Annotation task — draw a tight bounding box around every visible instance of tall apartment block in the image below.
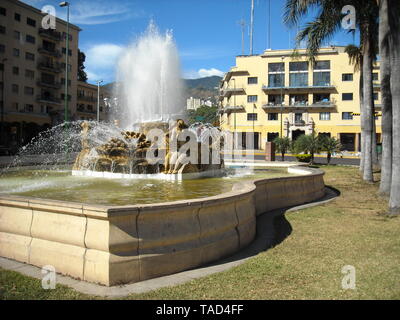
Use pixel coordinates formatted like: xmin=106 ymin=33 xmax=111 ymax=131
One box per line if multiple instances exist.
xmin=219 ymin=47 xmax=382 ymax=152
xmin=0 ymin=0 xmax=80 ymax=151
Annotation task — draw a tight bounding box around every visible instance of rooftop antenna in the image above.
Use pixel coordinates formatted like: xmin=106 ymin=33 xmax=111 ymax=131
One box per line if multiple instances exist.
xmin=250 ymin=0 xmax=254 ymax=55
xmin=267 ymin=0 xmax=271 ymax=49
xmin=238 ymin=19 xmax=246 ymax=55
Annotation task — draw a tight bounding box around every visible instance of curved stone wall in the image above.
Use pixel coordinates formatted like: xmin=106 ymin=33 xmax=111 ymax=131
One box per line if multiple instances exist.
xmin=0 ymin=166 xmax=325 ymax=286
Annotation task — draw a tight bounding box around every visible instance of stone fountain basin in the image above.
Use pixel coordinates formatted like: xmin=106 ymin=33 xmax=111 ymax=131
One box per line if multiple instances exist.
xmin=0 ymin=165 xmax=325 ymax=286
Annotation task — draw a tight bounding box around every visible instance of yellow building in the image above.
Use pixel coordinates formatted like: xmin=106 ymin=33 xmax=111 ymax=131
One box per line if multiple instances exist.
xmin=219 ymin=46 xmax=381 ymax=152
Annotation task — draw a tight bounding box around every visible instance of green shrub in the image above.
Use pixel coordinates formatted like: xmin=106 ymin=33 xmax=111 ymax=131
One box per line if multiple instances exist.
xmin=295 ymin=154 xmax=312 ymax=163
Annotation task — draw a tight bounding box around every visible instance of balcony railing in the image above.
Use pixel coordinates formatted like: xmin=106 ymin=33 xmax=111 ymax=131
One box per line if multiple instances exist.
xmin=38 ymin=47 xmax=61 ymax=58
xmin=37 ymin=62 xmax=62 ymax=73
xmin=36 ymin=94 xmax=61 ymax=105
xmin=222 ymin=87 xmax=246 ymax=98
xmin=37 ymin=80 xmax=62 ymax=89
xmin=222 ymin=105 xmax=246 ymax=113
xmin=39 ymin=28 xmax=61 ymax=41
xmin=294 ymin=120 xmax=306 ymax=126
xmin=77 ymin=108 xmax=96 ymax=114
xmin=309 ymin=101 xmax=336 ymax=108
xmin=262 ymin=83 xmax=335 ymax=91
xmin=77 ymin=95 xmax=97 ymax=102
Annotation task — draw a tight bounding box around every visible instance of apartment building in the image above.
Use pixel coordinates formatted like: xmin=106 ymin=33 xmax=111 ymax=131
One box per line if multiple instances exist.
xmin=77 ymin=81 xmax=108 ymax=121
xmin=0 ymin=0 xmax=80 ymax=151
xmin=219 ymin=46 xmax=382 ymax=152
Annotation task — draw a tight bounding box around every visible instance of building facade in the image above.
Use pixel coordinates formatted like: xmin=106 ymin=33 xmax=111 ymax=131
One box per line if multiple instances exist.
xmin=76 ymin=81 xmax=108 ymax=121
xmin=0 ymin=0 xmax=80 ymax=152
xmin=219 ymin=47 xmax=382 ymax=152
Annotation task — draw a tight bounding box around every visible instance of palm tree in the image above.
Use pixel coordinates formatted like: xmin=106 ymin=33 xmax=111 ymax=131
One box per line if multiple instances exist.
xmin=284 ymin=0 xmax=379 ymax=182
xmin=388 ymin=0 xmax=400 ymax=214
xmin=294 ymin=133 xmax=323 ymax=164
xmin=376 ymin=0 xmax=392 ymax=196
xmin=320 ymin=136 xmax=342 ymax=164
xmin=273 ymin=136 xmax=291 ymax=161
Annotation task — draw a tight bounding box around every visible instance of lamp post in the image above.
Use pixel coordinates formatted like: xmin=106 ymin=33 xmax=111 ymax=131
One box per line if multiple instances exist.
xmin=1 ymin=58 xmax=7 ymax=146
xmin=96 ymin=80 xmax=103 ymax=122
xmin=59 ymin=2 xmax=70 ymax=123
xmin=280 ymin=56 xmax=284 ymax=137
xmin=232 ymin=78 xmax=237 ymax=149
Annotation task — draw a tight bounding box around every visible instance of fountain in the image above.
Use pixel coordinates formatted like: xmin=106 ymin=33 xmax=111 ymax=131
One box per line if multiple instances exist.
xmin=0 ymin=22 xmax=326 ymax=287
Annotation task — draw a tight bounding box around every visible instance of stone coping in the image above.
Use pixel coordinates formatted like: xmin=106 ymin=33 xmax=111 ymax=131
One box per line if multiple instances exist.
xmin=0 ymin=165 xmax=323 ymax=217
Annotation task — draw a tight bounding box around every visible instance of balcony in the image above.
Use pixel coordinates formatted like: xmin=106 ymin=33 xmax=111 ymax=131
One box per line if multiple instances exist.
xmin=36 ymin=94 xmax=61 ymax=105
xmin=262 ymin=102 xmax=285 ymax=110
xmin=77 ymin=107 xmax=96 ymax=114
xmin=38 ymin=47 xmax=61 ymax=58
xmin=222 ymin=105 xmax=246 ymax=113
xmin=37 ymin=62 xmax=62 ymax=73
xmin=77 ymin=95 xmax=97 ymax=102
xmin=262 ymin=83 xmax=335 ymax=92
xmin=293 ymin=120 xmax=306 ymax=126
xmin=222 ymin=87 xmax=246 ymax=98
xmin=39 ymin=28 xmax=61 ymax=41
xmin=37 ymin=80 xmax=62 ymax=89
xmin=309 ymin=101 xmax=336 ymax=108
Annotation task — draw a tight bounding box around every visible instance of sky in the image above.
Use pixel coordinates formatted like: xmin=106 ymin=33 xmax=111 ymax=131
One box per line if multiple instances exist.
xmin=23 ymin=0 xmax=359 ymax=85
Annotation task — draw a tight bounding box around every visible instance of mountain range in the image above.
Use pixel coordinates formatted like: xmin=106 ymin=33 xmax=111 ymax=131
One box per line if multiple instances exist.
xmin=101 ymin=75 xmax=222 ymax=103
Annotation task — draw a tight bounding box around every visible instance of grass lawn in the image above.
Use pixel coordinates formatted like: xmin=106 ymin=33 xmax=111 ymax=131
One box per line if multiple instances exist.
xmin=1 ymin=165 xmax=399 ymax=300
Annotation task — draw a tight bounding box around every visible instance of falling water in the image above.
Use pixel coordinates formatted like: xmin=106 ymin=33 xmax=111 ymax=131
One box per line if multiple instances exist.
xmin=114 ymin=22 xmax=185 ymax=129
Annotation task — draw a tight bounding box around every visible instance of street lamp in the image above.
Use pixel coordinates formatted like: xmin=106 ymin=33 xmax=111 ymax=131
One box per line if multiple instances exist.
xmin=1 ymin=58 xmax=7 ymax=146
xmin=280 ymin=56 xmax=284 ymax=137
xmin=96 ymin=80 xmax=103 ymax=122
xmin=232 ymin=78 xmax=237 ymax=149
xmin=59 ymin=2 xmax=70 ymax=123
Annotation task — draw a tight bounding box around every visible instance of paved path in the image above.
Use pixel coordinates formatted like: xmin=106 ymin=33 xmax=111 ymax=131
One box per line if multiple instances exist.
xmin=0 ymin=187 xmax=338 ymax=298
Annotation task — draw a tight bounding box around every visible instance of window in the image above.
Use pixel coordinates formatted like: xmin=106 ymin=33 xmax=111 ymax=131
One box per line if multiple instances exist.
xmin=268 ymin=63 xmax=285 ymax=87
xmin=26 ymin=17 xmax=36 ymax=27
xmin=313 ymin=60 xmax=330 ymax=86
xmin=13 ymin=48 xmax=20 ymax=57
xmin=14 ymin=13 xmax=21 ymax=21
xmin=342 ymin=112 xmax=353 ymax=120
xmin=61 ymin=78 xmax=71 ymax=86
xmin=13 ymin=31 xmax=20 ymax=40
xmin=0 ymin=7 xmax=6 ymax=16
xmin=247 ymin=113 xmax=258 ymax=121
xmin=373 ymin=73 xmax=379 ymax=81
xmin=62 ymin=47 xmax=72 ymax=56
xmin=314 ymin=61 xmax=330 ymax=70
xmin=0 ymin=25 xmax=5 ymax=34
xmin=342 ymin=93 xmax=353 ymax=101
xmin=319 ymin=112 xmax=331 ymax=121
xmin=25 ymin=104 xmax=34 ymax=112
xmin=26 ymin=35 xmax=35 ymax=44
xmin=290 ymin=61 xmax=308 ymax=87
xmin=25 ymin=69 xmax=34 ymax=79
xmin=62 ymin=32 xmax=72 ymax=41
xmin=342 ymin=73 xmax=353 ymax=81
xmin=12 ymin=66 xmax=19 ymax=75
xmin=61 ymin=63 xmax=72 ymax=72
xmin=247 ymin=77 xmax=258 ymax=85
xmin=0 ymin=63 xmax=3 ymax=71
xmin=373 ymin=92 xmax=379 ymax=101
xmin=24 ymin=87 xmax=34 ymax=95
xmin=25 ymin=52 xmax=35 ymax=61
xmin=0 ymin=44 xmax=5 ymax=53
xmin=12 ymin=84 xmax=19 ymax=94
xmin=268 ymin=113 xmax=278 ymax=121
xmin=247 ymin=95 xmax=258 ymax=103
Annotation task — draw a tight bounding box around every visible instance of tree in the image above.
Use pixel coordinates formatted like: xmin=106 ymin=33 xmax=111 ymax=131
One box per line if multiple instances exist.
xmin=388 ymin=0 xmax=400 ymax=214
xmin=273 ymin=136 xmax=291 ymax=161
xmin=294 ymin=133 xmax=323 ymax=164
xmin=186 ymin=105 xmax=219 ymax=126
xmin=284 ymin=0 xmax=379 ymax=182
xmin=78 ymin=49 xmax=88 ymax=82
xmin=377 ymin=0 xmax=393 ymax=195
xmin=320 ymin=136 xmax=342 ymax=164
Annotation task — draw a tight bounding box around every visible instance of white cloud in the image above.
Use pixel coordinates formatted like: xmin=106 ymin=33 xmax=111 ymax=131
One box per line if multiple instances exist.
xmin=23 ymin=0 xmax=143 ymax=25
xmin=184 ymin=68 xmax=225 ymax=79
xmin=83 ymin=43 xmax=125 ymax=83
